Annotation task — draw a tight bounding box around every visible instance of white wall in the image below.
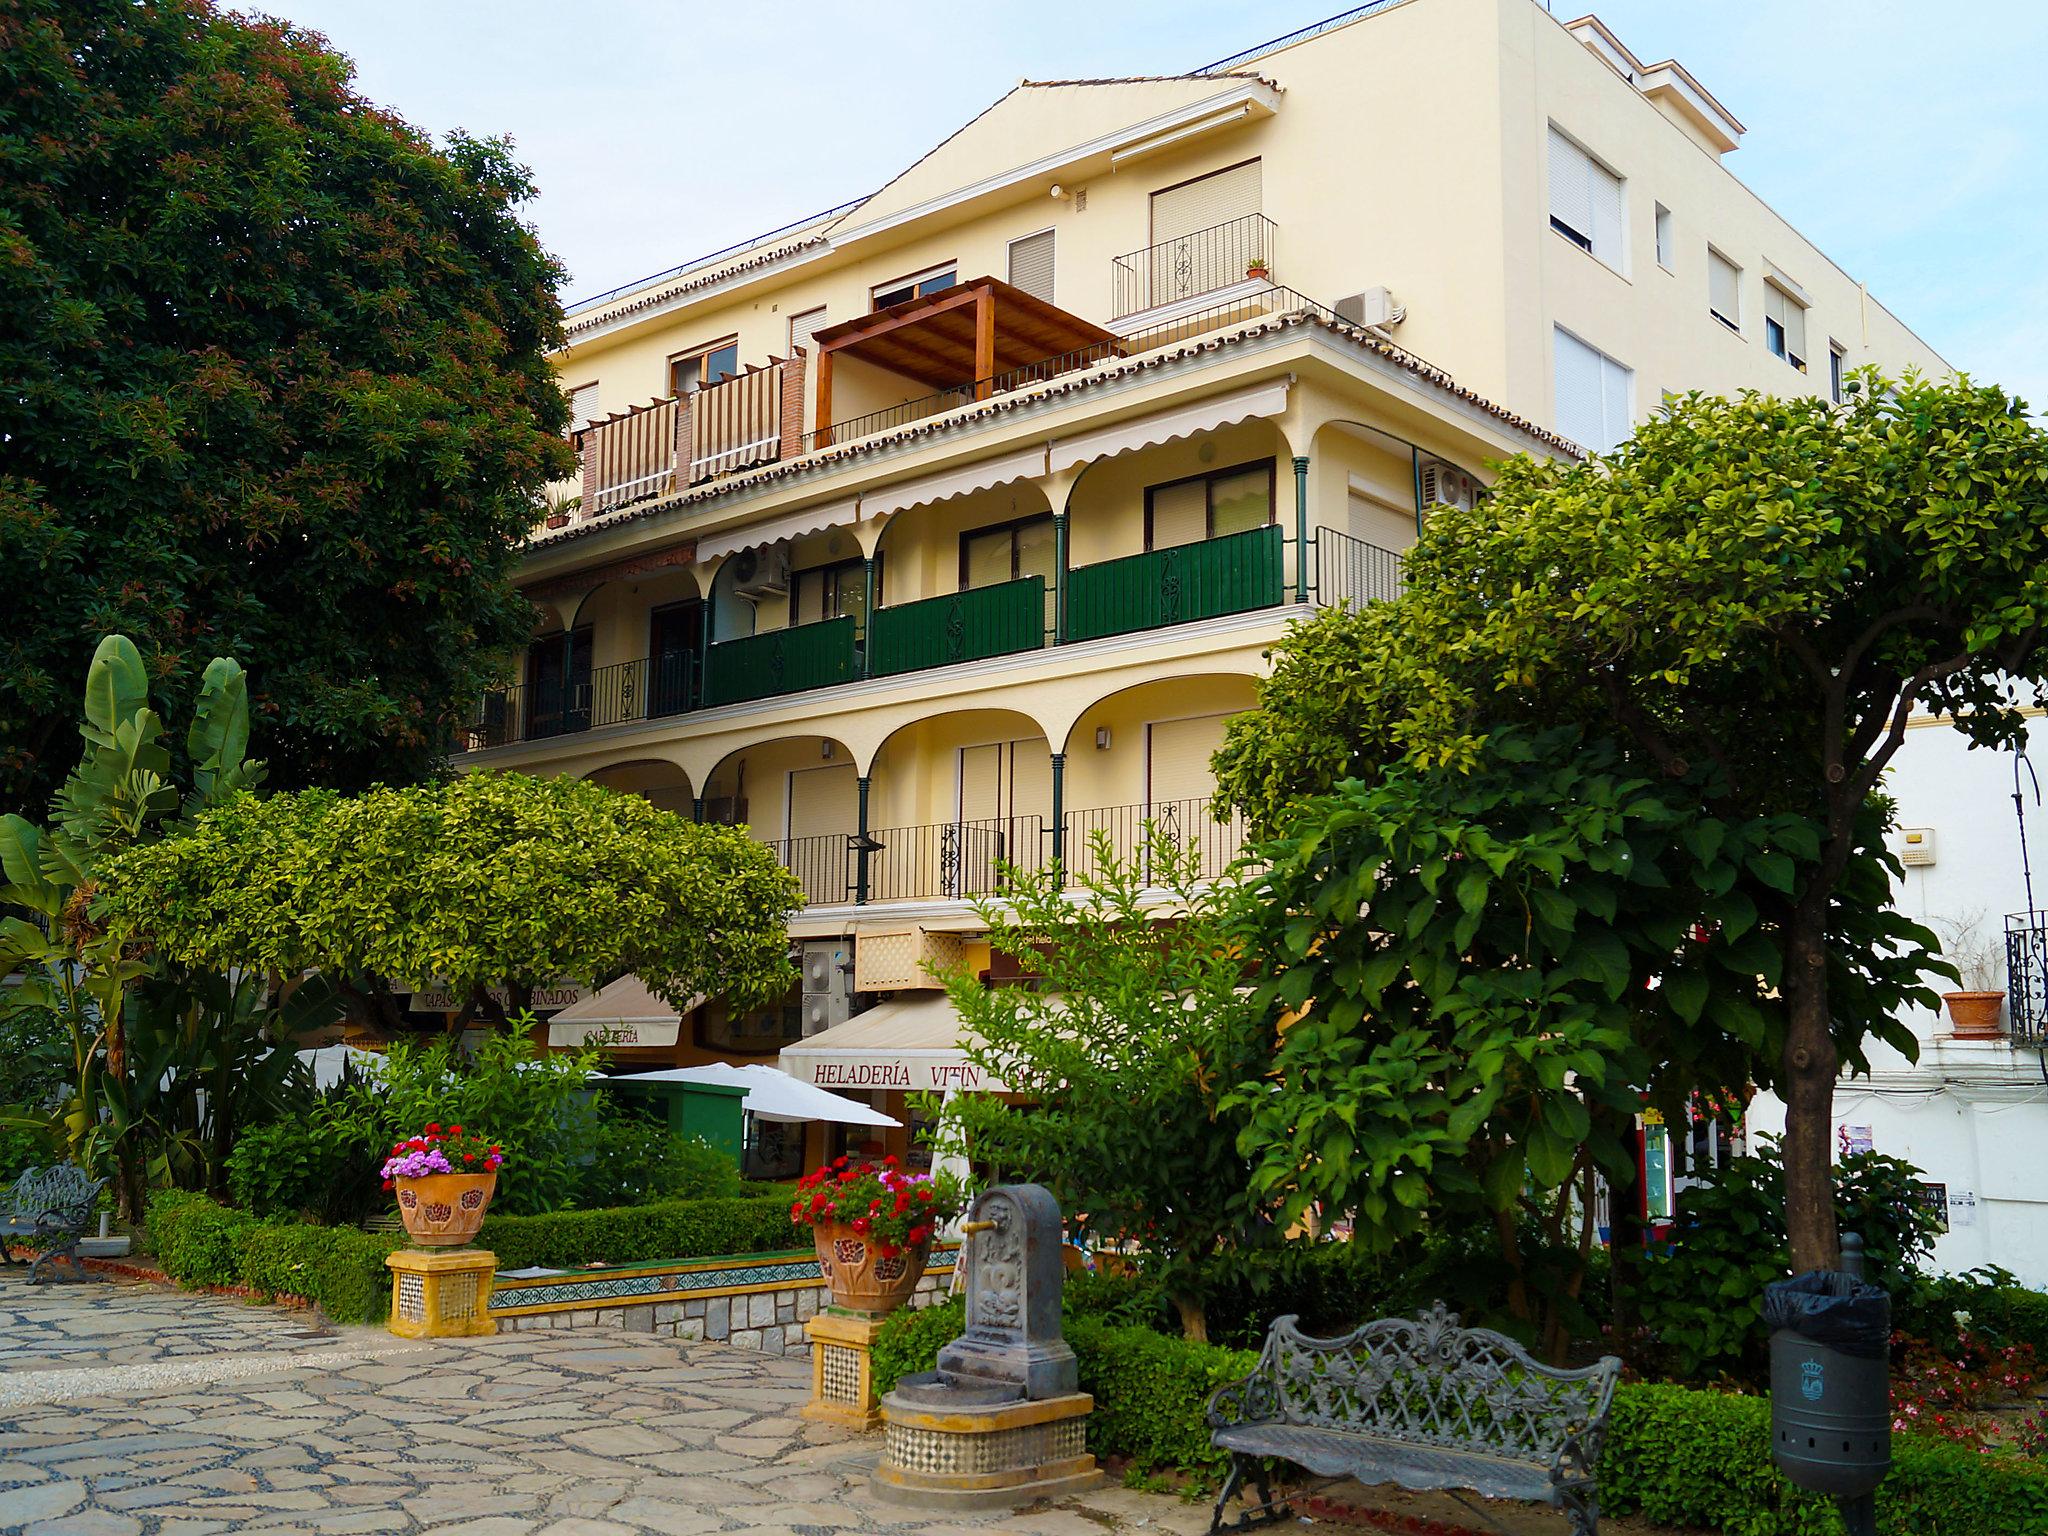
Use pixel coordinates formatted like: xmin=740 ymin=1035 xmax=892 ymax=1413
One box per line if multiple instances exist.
xmin=1748 ymin=711 xmax=2048 ymax=1285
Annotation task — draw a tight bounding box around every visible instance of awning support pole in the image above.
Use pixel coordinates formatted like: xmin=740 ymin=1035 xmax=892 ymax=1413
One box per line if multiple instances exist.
xmin=1050 ymin=753 xmax=1067 ymax=877
xmin=1293 ymin=454 xmax=1311 ymax=603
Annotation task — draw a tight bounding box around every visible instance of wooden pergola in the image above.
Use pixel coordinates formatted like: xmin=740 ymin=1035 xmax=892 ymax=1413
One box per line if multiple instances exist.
xmin=810 ymin=276 xmax=1123 ymax=438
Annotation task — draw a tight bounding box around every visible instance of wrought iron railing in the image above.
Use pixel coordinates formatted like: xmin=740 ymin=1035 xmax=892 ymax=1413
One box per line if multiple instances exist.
xmin=867 ymin=576 xmax=1048 ymax=678
xmin=701 ymin=616 xmax=858 ymax=708
xmin=1061 ymin=797 xmax=1251 ymax=887
xmin=865 ymin=816 xmax=1046 ymax=904
xmin=2003 ymin=912 xmax=2048 ymax=1045
xmin=771 ymin=833 xmax=857 ymax=907
xmin=1314 ymin=527 xmax=1407 ymax=609
xmin=451 ymin=654 xmax=697 ymax=751
xmin=1066 ymin=524 xmax=1286 ymax=643
xmin=1110 ymin=213 xmax=1277 ymax=319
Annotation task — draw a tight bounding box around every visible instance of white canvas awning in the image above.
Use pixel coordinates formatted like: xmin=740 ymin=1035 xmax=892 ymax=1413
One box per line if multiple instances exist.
xmin=862 ymin=445 xmax=1048 ymax=519
xmin=606 ymin=1063 xmax=899 ymax=1127
xmin=1048 ymin=378 xmax=1291 ymax=473
xmin=778 ymin=992 xmax=1007 ymax=1094
xmin=546 ymin=974 xmax=704 ymax=1050
xmin=697 ymin=498 xmax=862 ymax=562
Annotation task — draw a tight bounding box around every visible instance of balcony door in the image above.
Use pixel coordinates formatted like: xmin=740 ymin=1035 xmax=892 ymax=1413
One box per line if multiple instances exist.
xmin=525 ymin=626 xmax=591 ymax=739
xmin=648 ymin=600 xmax=702 ymax=718
xmin=956 ymin=740 xmax=1051 ymax=895
xmin=1146 ymin=159 xmax=1262 ymax=308
xmin=786 ymin=762 xmax=858 ymax=905
xmin=1146 ymin=713 xmax=1232 ymax=878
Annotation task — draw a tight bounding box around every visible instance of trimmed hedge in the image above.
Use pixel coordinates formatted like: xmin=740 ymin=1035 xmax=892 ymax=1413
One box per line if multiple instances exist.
xmin=872 ymin=1302 xmax=2048 ymax=1532
xmin=147 ymin=1191 xmax=401 ymax=1325
xmin=476 ymin=1194 xmax=802 ymax=1270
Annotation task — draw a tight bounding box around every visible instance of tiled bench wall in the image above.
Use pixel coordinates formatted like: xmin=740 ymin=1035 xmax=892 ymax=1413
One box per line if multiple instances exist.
xmin=489 ymin=1245 xmax=957 ymax=1357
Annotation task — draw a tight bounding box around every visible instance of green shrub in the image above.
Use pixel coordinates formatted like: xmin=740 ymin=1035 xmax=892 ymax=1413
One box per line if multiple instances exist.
xmin=226 ymin=1116 xmax=387 ymax=1225
xmin=571 ymin=1114 xmax=746 ymax=1208
xmin=146 ymin=1190 xmax=399 ymax=1324
xmin=477 ymin=1194 xmax=801 ymax=1270
xmin=239 ymin=1223 xmax=403 ymax=1325
xmin=872 ymin=1295 xmax=968 ymax=1397
xmin=1896 ymin=1267 xmax=2048 ymax=1356
xmin=1602 ymin=1382 xmax=2048 ymax=1535
xmin=148 ymin=1189 xmax=257 ymax=1289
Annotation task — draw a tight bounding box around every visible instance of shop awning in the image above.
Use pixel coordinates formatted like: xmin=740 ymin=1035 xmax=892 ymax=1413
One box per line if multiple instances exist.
xmin=606 ymin=1063 xmax=899 ymax=1127
xmin=778 ymin=992 xmax=1008 ymax=1094
xmin=546 ymin=974 xmax=704 ymax=1050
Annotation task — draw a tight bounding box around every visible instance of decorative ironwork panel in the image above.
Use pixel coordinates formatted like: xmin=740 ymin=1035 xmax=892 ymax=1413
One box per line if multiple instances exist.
xmin=2006 ymin=912 xmax=2048 ymax=1045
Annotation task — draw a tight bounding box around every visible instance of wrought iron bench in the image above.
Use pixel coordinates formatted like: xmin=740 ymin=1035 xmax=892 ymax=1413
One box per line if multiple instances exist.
xmin=1 ymin=1164 xmax=107 ymax=1285
xmin=1207 ymin=1305 xmax=1622 ymax=1536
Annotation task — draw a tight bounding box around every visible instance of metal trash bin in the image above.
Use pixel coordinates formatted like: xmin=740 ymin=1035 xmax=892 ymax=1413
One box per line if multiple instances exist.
xmin=1765 ymin=1233 xmax=1891 ymax=1507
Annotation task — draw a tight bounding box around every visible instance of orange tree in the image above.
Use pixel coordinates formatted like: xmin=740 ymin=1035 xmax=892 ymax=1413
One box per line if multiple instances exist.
xmin=0 ymin=0 xmax=573 ymax=811
xmin=1216 ymin=375 xmax=2048 ymax=1274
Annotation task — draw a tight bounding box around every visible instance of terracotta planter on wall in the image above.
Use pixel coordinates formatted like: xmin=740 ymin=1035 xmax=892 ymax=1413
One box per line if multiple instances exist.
xmin=814 ymin=1222 xmax=929 ymax=1315
xmin=1943 ymin=991 xmax=2006 ymax=1040
xmin=395 ymin=1171 xmax=498 ymax=1247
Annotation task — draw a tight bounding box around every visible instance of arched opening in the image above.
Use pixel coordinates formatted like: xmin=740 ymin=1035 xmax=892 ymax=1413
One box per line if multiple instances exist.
xmin=581 ymin=758 xmax=694 ymax=817
xmin=1061 ymin=674 xmax=1261 ymax=883
xmin=872 ymin=482 xmax=1056 ymax=671
xmin=1062 ymin=417 xmax=1298 ymax=639
xmin=867 ymin=707 xmax=1054 ymax=902
xmin=700 ymin=734 xmax=859 ymax=905
xmin=1307 ymin=418 xmax=1486 ymax=610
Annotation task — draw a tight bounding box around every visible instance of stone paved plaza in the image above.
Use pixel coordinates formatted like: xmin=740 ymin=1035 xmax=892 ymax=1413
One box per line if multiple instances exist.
xmin=0 ymin=1272 xmax=1217 ymax=1536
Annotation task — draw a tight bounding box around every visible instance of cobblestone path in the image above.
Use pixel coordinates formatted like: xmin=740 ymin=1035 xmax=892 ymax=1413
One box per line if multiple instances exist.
xmin=0 ymin=1272 xmax=1213 ymax=1536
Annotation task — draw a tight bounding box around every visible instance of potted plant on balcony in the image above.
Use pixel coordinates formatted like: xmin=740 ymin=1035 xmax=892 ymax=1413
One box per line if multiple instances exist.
xmin=381 ymin=1124 xmax=505 ymax=1246
xmin=791 ymin=1156 xmax=964 ymax=1315
xmin=541 ymin=490 xmax=581 ymax=530
xmin=1245 ymin=256 xmax=1272 ymax=283
xmin=1933 ymin=910 xmax=2007 ymax=1039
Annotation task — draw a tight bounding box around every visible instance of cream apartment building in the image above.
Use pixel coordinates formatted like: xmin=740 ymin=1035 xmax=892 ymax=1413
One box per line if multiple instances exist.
xmin=459 ymin=0 xmax=1948 ymax=1166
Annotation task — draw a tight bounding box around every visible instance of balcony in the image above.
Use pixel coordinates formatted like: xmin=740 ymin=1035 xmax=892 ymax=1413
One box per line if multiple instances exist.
xmin=2003 ymin=912 xmax=2048 ymax=1045
xmin=1111 ymin=214 xmax=1277 ymax=321
xmin=574 ymin=356 xmax=799 ymax=516
xmin=766 ymin=797 xmax=1247 ymax=907
xmin=456 ymin=532 xmax=1406 ymax=753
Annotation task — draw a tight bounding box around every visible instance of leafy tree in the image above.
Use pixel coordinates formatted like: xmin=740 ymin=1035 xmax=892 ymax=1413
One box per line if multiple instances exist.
xmin=938 ymin=834 xmax=1281 ymax=1342
xmin=1217 ymin=375 xmax=2046 ymax=1272
xmin=1237 ymin=727 xmax=1934 ymax=1357
xmin=0 ymin=635 xmax=293 ymax=1215
xmin=0 ymin=0 xmax=574 ymax=812
xmin=97 ymin=772 xmax=803 ymax=1036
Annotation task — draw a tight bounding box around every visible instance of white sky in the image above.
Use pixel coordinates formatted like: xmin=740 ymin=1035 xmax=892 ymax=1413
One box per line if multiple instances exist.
xmin=251 ymin=1 xmax=2048 ymax=406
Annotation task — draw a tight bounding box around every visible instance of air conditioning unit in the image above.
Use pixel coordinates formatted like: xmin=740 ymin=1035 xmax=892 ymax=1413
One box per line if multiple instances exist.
xmin=1335 ymin=286 xmax=1405 ymax=329
xmin=730 ymin=544 xmax=791 ymax=601
xmin=1418 ymin=460 xmax=1479 ymax=513
xmin=801 ymin=938 xmax=853 ymax=1035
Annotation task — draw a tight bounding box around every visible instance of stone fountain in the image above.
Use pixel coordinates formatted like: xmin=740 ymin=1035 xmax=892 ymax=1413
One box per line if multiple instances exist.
xmin=872 ymin=1183 xmax=1102 ymax=1508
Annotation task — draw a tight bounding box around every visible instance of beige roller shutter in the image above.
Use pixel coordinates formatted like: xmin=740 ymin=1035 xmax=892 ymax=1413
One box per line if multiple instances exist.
xmin=787 ymin=306 xmax=828 ymax=361
xmin=787 ymin=763 xmax=857 ymax=841
xmin=1148 ymin=479 xmax=1206 ymax=550
xmin=1150 ymin=160 xmax=1261 ymax=243
xmin=567 ymin=381 xmax=599 ymax=433
xmin=1007 ymin=230 xmax=1055 ymax=304
xmin=1147 ymin=714 xmax=1232 ymax=811
xmin=1709 ymin=250 xmax=1741 ymax=328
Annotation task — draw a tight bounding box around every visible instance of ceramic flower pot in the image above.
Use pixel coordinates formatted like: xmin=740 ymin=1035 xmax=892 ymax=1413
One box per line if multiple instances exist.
xmin=813 ymin=1221 xmax=930 ymax=1315
xmin=1943 ymin=991 xmax=2006 ymax=1040
xmin=395 ymin=1171 xmax=498 ymax=1247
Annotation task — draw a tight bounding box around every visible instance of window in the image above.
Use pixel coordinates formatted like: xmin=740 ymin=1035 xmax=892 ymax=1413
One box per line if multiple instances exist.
xmin=1829 ymin=342 xmax=1848 ymax=404
xmin=792 ymin=558 xmax=873 ymax=628
xmin=1547 ymin=127 xmax=1624 ymax=270
xmin=1553 ymin=327 xmax=1634 ymax=452
xmin=1654 ymin=204 xmax=1674 ymax=270
xmin=566 ymin=381 xmax=599 ymax=435
xmin=1707 ymin=249 xmax=1741 ymax=332
xmin=871 ymin=263 xmax=956 ymax=310
xmin=1007 ymin=229 xmax=1056 ymax=304
xmin=1764 ymin=283 xmax=1808 ymax=372
xmin=787 ymin=306 xmax=828 ymax=360
xmin=1144 ymin=460 xmax=1276 ymax=550
xmin=961 ymin=514 xmax=1056 ymax=589
xmin=669 ymin=339 xmax=739 ymax=397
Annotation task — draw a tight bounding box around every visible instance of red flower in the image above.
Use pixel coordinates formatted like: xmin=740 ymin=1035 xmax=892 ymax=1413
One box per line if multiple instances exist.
xmin=463 ymin=1152 xmax=476 ymax=1162
xmin=908 ymin=1225 xmax=931 ymax=1245
xmin=852 ymin=1218 xmax=871 ymax=1233
xmin=448 ymin=1125 xmax=464 ymax=1135
xmin=426 ymin=1123 xmax=441 ymax=1134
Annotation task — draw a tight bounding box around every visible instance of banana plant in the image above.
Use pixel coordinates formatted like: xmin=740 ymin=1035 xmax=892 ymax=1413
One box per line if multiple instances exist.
xmin=0 ymin=636 xmax=267 ymax=1216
